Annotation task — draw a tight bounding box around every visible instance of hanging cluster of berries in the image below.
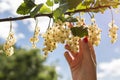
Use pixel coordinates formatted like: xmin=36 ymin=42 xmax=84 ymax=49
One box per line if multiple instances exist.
xmin=3 ymin=32 xmax=16 ymax=56
xmin=42 ymin=20 xmax=70 ymax=57
xmin=30 ymin=26 xmax=40 ymax=48
xmin=88 ymin=18 xmax=102 ymax=46
xmin=3 ymin=21 xmax=16 ymax=56
xmin=108 ymin=20 xmax=119 ymax=43
xmin=66 ymin=36 xmax=80 ymax=53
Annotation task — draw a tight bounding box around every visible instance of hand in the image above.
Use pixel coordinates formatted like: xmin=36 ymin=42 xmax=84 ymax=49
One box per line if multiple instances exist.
xmin=64 ymin=37 xmax=97 ymax=80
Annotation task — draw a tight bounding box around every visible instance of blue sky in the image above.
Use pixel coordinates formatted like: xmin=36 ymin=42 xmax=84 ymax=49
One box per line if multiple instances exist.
xmin=0 ymin=0 xmax=120 ymax=80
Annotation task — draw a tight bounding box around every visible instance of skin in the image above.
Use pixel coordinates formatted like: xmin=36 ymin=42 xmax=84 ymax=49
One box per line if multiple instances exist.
xmin=64 ymin=37 xmax=97 ymax=80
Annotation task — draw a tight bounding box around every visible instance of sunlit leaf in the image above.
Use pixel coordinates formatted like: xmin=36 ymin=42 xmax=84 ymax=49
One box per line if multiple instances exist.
xmin=76 ymin=3 xmax=87 ymax=10
xmin=39 ymin=4 xmax=52 ymax=14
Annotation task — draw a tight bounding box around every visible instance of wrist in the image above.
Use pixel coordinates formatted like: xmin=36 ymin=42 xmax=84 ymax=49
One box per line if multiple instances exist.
xmin=71 ymin=69 xmax=83 ymax=80
xmin=72 ymin=73 xmax=83 ymax=80
xmin=71 ymin=69 xmax=97 ymax=80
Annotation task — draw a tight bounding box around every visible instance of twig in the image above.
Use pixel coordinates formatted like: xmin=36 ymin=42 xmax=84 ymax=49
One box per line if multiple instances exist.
xmin=0 ymin=14 xmax=52 ymax=22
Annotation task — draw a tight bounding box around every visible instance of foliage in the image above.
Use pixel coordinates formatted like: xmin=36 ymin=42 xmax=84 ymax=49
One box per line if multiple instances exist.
xmin=17 ymin=0 xmax=120 ymax=18
xmin=0 ymin=46 xmax=57 ymax=80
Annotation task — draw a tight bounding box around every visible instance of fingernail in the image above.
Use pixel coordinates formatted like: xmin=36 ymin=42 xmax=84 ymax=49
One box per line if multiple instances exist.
xmin=83 ymin=37 xmax=88 ymax=43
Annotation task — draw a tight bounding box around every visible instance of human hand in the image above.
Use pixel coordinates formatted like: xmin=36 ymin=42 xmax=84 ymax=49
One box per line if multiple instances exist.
xmin=64 ymin=37 xmax=97 ymax=80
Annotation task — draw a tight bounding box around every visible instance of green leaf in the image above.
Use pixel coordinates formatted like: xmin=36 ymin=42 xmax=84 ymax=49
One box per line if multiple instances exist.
xmin=30 ymin=4 xmax=43 ymax=17
xmin=46 ymin=0 xmax=54 ymax=6
xmin=17 ymin=2 xmax=35 ymax=15
xmin=39 ymin=4 xmax=52 ymax=14
xmin=71 ymin=26 xmax=88 ymax=38
xmin=16 ymin=1 xmax=35 ymax=15
xmin=53 ymin=3 xmax=68 ymax=20
xmin=53 ymin=9 xmax=61 ymax=20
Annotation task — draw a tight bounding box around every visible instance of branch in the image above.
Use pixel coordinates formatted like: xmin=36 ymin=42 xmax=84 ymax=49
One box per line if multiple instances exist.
xmin=0 ymin=14 xmax=53 ymax=22
xmin=0 ymin=5 xmax=118 ymax=22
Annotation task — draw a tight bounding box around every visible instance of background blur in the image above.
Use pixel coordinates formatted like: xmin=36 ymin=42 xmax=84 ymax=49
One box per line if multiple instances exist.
xmin=0 ymin=0 xmax=120 ymax=80
xmin=0 ymin=46 xmax=57 ymax=80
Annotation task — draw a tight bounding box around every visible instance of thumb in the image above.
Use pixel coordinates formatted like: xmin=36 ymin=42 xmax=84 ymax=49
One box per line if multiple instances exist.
xmin=88 ymin=41 xmax=97 ymax=66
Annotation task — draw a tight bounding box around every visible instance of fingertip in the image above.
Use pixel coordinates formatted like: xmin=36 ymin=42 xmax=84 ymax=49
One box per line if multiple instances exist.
xmin=64 ymin=51 xmax=71 ymax=59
